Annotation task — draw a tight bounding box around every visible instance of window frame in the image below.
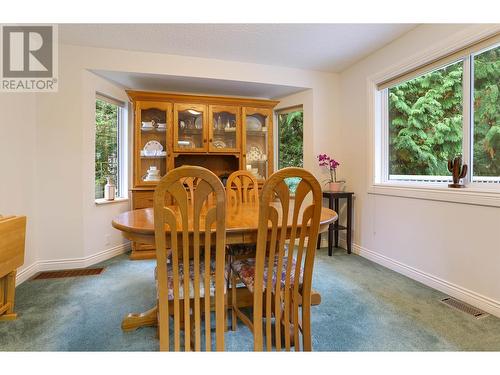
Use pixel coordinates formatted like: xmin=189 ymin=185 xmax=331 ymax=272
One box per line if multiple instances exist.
xmin=94 ymin=93 xmax=127 ymax=202
xmin=377 ymin=35 xmax=500 ymax=190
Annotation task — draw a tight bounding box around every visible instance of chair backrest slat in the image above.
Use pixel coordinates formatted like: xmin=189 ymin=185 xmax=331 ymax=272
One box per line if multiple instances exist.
xmin=226 ymin=170 xmax=259 ymax=206
xmin=154 ymin=166 xmax=226 ymax=351
xmin=252 ymin=167 xmax=322 ymax=351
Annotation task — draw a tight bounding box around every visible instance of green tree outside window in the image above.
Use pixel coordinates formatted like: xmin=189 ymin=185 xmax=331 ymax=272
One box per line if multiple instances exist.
xmin=278 ymin=109 xmax=303 ymax=193
xmin=95 ymin=99 xmax=119 ymax=199
xmin=388 ymin=45 xmax=499 ymax=179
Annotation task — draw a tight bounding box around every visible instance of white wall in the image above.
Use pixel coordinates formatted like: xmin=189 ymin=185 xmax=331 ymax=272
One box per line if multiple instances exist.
xmin=1 ymin=41 xmax=339 ymax=283
xmin=275 ymin=83 xmax=341 ymax=180
xmin=33 ymin=47 xmax=132 ymax=272
xmin=0 ymin=93 xmax=38 ymax=275
xmin=81 ymin=70 xmax=131 ymax=259
xmin=339 ymin=24 xmax=500 ymax=316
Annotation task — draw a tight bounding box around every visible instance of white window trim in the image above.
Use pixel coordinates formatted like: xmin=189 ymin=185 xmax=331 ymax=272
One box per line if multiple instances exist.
xmin=367 ymin=25 xmax=500 ymax=208
xmin=94 ymin=93 xmax=129 ymax=203
xmin=94 ymin=197 xmax=129 ymax=205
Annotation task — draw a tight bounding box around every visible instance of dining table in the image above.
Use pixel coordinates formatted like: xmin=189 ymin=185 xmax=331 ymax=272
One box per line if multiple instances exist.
xmin=112 ymin=200 xmax=338 ymax=331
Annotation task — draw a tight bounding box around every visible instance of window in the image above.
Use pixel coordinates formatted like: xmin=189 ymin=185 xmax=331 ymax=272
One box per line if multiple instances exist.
xmin=276 ymin=106 xmax=303 ymax=193
xmin=95 ymin=94 xmax=125 ymax=200
xmin=473 ymin=45 xmax=500 ymax=181
xmin=378 ymin=35 xmax=499 ymax=187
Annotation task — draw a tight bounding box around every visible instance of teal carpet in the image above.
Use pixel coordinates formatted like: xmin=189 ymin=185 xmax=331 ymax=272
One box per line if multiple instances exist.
xmin=1 ymin=248 xmax=499 ymax=351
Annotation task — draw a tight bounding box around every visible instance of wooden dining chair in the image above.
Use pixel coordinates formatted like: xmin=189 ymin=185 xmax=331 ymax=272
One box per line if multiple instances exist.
xmin=154 ymin=166 xmax=227 ymax=351
xmin=225 ymin=170 xmax=260 ymax=311
xmin=225 ymin=170 xmax=260 ymax=258
xmin=226 ymin=170 xmax=259 ymax=206
xmin=230 ymin=167 xmax=322 ymax=351
xmin=180 ymin=176 xmax=197 ymax=203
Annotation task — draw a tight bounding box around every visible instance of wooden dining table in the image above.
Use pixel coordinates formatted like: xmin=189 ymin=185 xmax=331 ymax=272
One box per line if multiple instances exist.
xmin=112 ymin=200 xmax=337 ymax=331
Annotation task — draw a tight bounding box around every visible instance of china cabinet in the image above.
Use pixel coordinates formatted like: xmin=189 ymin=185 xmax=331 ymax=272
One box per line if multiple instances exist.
xmin=127 ymin=90 xmax=279 ymax=259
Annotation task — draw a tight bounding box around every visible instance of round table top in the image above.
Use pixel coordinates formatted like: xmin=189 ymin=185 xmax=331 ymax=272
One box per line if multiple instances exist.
xmin=112 ymin=201 xmax=337 ymax=236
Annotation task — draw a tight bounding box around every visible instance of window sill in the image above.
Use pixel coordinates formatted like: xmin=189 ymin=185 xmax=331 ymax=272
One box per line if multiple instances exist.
xmin=94 ymin=197 xmax=129 ymax=206
xmin=368 ymin=183 xmax=500 ymax=208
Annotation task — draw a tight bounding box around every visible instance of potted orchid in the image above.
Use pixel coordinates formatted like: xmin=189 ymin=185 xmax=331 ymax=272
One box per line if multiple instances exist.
xmin=317 ymin=153 xmax=345 ymax=191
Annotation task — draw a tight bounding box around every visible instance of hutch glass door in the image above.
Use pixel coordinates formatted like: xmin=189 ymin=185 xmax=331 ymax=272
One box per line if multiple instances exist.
xmin=174 ymin=104 xmax=207 ymax=152
xmin=209 ymin=105 xmax=240 ymax=153
xmin=243 ymin=108 xmax=271 ymax=181
xmin=136 ymin=101 xmax=171 ymax=186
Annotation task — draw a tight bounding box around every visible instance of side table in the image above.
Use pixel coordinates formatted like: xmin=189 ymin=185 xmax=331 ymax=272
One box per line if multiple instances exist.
xmin=316 ymin=191 xmax=354 ymax=256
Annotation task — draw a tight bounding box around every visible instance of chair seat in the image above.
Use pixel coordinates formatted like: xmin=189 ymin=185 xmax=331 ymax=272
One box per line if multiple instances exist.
xmin=231 ymin=256 xmax=303 ymax=293
xmin=156 ymin=259 xmax=225 ymax=300
xmin=227 ymin=243 xmax=257 ymax=257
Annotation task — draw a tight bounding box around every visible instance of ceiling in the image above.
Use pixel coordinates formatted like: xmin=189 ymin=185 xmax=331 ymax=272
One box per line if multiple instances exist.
xmin=92 ymin=70 xmax=307 ymax=98
xmin=60 ymin=24 xmax=417 ymax=73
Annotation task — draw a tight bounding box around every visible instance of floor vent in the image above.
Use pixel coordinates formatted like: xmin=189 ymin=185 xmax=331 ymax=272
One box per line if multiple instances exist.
xmin=32 ymin=268 xmax=105 ymax=280
xmin=441 ymin=297 xmax=489 ymax=319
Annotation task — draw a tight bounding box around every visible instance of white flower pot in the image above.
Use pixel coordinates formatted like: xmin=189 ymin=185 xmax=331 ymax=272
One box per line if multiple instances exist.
xmin=326 ymin=181 xmax=345 ymax=192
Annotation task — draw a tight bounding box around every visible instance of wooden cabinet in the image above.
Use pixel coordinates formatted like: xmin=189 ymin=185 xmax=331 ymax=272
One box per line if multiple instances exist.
xmin=127 ymin=90 xmax=279 ymax=260
xmin=131 ymin=190 xmax=155 ymax=209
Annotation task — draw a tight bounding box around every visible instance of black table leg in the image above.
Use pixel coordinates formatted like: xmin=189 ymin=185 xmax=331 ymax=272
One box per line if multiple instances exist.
xmin=347 ymin=195 xmax=352 ymax=254
xmin=334 ymin=198 xmax=339 ymax=248
xmin=328 ymin=195 xmax=334 ymax=256
xmin=316 ymin=234 xmax=321 ymax=250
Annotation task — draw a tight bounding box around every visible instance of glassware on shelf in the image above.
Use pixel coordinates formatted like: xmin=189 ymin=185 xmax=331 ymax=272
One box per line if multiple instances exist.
xmin=138 ymin=106 xmax=169 ymax=184
xmin=245 ymin=111 xmax=269 ymax=179
xmin=143 ymin=166 xmax=161 ymax=182
xmin=211 ymin=109 xmax=238 ymax=151
xmin=176 ymin=106 xmax=205 ymax=150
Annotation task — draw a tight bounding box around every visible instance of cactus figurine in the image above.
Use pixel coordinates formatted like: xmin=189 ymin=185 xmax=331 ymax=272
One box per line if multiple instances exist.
xmin=447 ymin=155 xmax=467 ymax=188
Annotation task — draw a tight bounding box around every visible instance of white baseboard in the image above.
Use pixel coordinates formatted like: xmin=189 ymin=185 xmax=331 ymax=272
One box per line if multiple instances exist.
xmin=317 ymin=233 xmax=500 ymax=318
xmin=16 ymin=242 xmax=131 ymax=285
xmin=349 ymin=242 xmax=500 ymax=318
xmin=15 ymin=262 xmax=39 ymax=285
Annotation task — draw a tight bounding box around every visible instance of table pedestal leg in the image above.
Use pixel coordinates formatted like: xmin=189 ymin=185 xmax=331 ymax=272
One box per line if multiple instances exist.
xmin=121 ymin=306 xmax=158 ymax=332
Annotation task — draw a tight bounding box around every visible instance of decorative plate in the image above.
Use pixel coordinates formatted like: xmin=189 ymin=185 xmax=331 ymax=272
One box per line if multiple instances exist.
xmin=143 ymin=140 xmax=163 ymax=152
xmin=246 ymin=116 xmax=262 ymax=131
xmin=247 ymin=146 xmax=263 ymax=162
xmin=212 ymin=139 xmax=227 ymax=149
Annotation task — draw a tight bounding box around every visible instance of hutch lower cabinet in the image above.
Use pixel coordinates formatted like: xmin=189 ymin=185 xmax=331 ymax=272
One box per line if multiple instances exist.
xmin=127 ymin=90 xmax=279 ymax=259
